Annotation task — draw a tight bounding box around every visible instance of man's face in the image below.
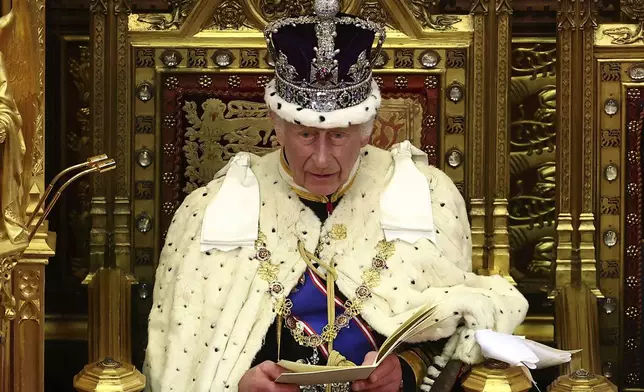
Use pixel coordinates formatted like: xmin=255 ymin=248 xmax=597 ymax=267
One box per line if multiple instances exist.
xmin=274 ymin=115 xmax=369 ymax=196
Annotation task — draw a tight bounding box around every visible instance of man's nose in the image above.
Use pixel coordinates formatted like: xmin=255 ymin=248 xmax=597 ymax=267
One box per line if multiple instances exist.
xmin=312 ymin=135 xmax=330 ymax=168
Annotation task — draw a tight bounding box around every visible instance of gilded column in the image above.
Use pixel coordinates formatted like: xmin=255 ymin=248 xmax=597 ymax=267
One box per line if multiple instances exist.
xmin=555 ymin=0 xmax=575 ymax=289
xmin=113 ymin=0 xmax=132 ymax=272
xmin=6 ymin=1 xmax=53 ymax=391
xmin=486 ymin=0 xmax=514 ymax=282
xmin=89 ymin=0 xmax=109 ymax=273
xmin=469 ymin=0 xmax=489 ymax=274
xmin=87 ymin=0 xmax=133 ymax=364
xmin=578 ymin=0 xmax=601 ymax=295
xmin=554 ymin=0 xmax=601 ymax=374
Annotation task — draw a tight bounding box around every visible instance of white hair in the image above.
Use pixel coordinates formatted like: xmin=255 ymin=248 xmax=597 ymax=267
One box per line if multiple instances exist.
xmin=359 ymin=119 xmax=375 ymax=139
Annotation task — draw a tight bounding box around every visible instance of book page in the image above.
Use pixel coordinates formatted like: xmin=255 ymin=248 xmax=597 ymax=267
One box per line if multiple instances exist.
xmin=376 ymin=303 xmax=441 ymax=362
xmin=276 ymin=302 xmax=445 ymax=384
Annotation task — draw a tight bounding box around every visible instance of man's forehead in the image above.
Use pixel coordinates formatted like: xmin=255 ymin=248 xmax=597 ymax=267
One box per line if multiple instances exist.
xmin=285 ymin=121 xmax=360 ymax=133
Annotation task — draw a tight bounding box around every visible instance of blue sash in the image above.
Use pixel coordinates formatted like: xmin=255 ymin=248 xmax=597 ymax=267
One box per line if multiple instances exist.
xmin=288 ymin=269 xmax=378 ymax=365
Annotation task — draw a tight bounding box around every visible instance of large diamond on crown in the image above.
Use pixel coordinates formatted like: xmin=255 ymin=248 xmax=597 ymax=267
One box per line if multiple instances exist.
xmin=311 ymin=91 xmax=335 ymax=112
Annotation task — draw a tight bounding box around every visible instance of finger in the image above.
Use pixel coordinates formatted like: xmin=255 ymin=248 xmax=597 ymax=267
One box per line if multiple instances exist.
xmin=259 ymin=361 xmax=288 ymax=381
xmin=367 ymin=356 xmax=396 ymax=384
xmin=361 ymin=351 xmax=378 ymax=366
xmin=353 ymin=356 xmax=398 ymax=390
xmin=368 ymin=368 xmax=399 ymax=389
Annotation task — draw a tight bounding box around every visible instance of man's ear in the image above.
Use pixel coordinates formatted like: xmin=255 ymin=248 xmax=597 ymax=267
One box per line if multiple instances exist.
xmin=361 ymin=136 xmax=370 ymax=148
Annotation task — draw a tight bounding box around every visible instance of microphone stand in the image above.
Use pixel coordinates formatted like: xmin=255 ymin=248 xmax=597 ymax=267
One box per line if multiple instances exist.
xmin=0 ymin=155 xmax=115 ymax=345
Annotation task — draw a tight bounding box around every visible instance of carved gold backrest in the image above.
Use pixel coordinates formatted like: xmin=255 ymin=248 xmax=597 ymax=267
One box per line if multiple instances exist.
xmin=127 ymin=2 xmax=471 ymax=286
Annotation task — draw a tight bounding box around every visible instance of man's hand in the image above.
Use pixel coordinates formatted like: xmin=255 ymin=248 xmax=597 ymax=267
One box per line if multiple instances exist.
xmin=352 ymin=352 xmax=402 ymax=391
xmin=238 ymin=361 xmax=300 ymax=392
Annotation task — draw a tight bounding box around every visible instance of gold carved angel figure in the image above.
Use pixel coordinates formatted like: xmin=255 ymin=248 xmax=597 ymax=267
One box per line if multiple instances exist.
xmin=0 ymin=8 xmax=29 ymax=244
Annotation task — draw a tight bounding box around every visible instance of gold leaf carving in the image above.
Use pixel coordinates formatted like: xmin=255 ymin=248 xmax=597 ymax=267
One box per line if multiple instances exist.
xmin=471 ymin=0 xmax=489 ymax=14
xmin=600 ymin=197 xmax=620 ymax=215
xmin=360 ymin=1 xmax=387 ymax=26
xmin=527 ymin=237 xmax=555 ymax=277
xmin=188 ymin=48 xmax=208 ymax=68
xmin=511 ymin=44 xmax=556 ymax=79
xmin=446 ymin=116 xmax=465 ymax=134
xmin=603 ymin=23 xmax=644 ymax=44
xmin=240 ymin=49 xmax=260 ymax=68
xmin=182 ymin=99 xmax=277 ymax=192
xmin=620 ymin=0 xmax=644 ymax=22
xmin=601 ymin=63 xmax=621 ymax=82
xmin=394 ymin=49 xmax=414 ymax=68
xmin=371 ymin=98 xmax=423 ymax=149
xmin=446 ymin=49 xmax=466 ymax=68
xmin=471 ymin=14 xmax=485 ymax=197
xmin=495 ymin=13 xmax=510 ymax=197
xmin=510 ymin=83 xmax=555 ymax=154
xmin=136 ymin=0 xmax=196 ymax=30
xmin=259 ymin=0 xmax=315 ymax=22
xmin=409 ymin=0 xmax=461 ymax=30
xmin=18 ymin=269 xmax=39 ymax=300
xmin=581 ymin=30 xmax=594 ymax=214
xmin=0 ymin=256 xmax=18 ymax=324
xmin=135 ymin=48 xmax=155 ymax=68
xmin=599 ymin=260 xmax=619 ymax=278
xmin=211 ymin=0 xmax=246 ymax=30
xmin=17 ymin=269 xmax=40 ymax=323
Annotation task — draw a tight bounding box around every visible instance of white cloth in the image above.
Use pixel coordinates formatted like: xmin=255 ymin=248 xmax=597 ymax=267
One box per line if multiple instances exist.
xmin=475 ymin=329 xmax=580 ymax=369
xmin=380 ymin=140 xmax=437 ymax=244
xmin=200 ymin=152 xmax=259 ymax=252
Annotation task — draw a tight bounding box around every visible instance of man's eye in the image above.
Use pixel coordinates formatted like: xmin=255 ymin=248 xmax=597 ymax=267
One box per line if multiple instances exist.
xmin=300 ymin=132 xmax=312 ymax=138
xmin=332 ymin=132 xmax=346 ymax=139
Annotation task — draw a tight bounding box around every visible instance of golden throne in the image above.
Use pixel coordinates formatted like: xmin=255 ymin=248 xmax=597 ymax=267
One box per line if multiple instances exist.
xmin=1 ymin=0 xmax=643 ymax=391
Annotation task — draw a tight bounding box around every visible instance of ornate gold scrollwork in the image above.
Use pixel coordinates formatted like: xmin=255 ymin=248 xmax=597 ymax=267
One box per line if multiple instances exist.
xmin=509 ymin=41 xmax=557 ymax=282
xmin=210 ymin=0 xmax=247 ymax=30
xmin=510 ymin=85 xmax=556 ymax=154
xmin=137 ymin=0 xmax=196 ymax=30
xmin=408 ymin=0 xmax=461 ymax=30
xmin=603 ymin=1 xmax=644 ymax=44
xmin=360 ymin=1 xmax=387 ymax=26
xmin=511 ymin=44 xmax=556 ymax=79
xmin=259 ymin=0 xmax=315 ymax=21
xmin=17 ymin=269 xmax=40 ymax=322
xmin=183 ymin=98 xmax=277 ymax=192
xmin=0 ymin=255 xmax=18 ymax=324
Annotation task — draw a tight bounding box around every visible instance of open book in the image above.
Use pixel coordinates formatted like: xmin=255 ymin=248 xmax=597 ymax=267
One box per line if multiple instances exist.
xmin=275 ymin=302 xmax=443 ymax=385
